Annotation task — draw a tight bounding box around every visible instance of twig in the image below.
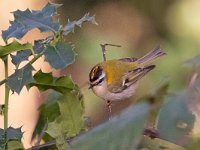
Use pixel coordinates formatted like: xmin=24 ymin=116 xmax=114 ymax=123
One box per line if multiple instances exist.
xmin=100 ymin=43 xmax=121 ymax=61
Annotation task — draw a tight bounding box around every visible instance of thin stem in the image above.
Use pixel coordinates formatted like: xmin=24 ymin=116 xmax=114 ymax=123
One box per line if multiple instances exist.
xmin=3 ymin=56 xmax=10 ymax=150
xmin=100 ymin=43 xmax=121 ymax=61
xmin=0 ymin=78 xmax=7 ymax=86
xmin=29 ymin=53 xmax=43 ymax=65
xmin=3 ymin=56 xmax=10 ymax=129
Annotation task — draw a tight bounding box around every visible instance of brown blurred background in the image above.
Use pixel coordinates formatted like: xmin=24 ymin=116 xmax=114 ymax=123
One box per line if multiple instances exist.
xmin=0 ymin=0 xmax=200 ymax=148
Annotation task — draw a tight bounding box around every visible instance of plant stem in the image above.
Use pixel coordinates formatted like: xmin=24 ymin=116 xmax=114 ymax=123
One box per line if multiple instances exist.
xmin=3 ymin=56 xmax=10 ymax=150
xmin=3 ymin=56 xmax=10 ymax=130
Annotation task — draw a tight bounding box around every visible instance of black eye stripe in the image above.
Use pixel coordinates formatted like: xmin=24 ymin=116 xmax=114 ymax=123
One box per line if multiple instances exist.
xmin=89 ymin=65 xmax=103 ymax=82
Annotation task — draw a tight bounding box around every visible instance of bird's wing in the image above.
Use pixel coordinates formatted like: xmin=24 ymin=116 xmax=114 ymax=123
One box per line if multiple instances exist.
xmin=107 ymin=65 xmax=155 ymax=93
xmin=119 ymin=57 xmax=138 ymax=62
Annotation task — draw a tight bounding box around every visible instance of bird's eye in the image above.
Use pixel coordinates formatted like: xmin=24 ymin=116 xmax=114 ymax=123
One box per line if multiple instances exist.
xmin=97 ymin=77 xmax=104 ymax=85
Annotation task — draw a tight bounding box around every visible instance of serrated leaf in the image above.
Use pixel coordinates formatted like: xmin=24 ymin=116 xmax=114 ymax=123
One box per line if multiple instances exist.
xmin=0 ymin=40 xmax=32 ymax=58
xmin=139 ymin=136 xmax=186 ymax=150
xmin=0 ymin=127 xmax=23 ymax=149
xmin=2 ymin=2 xmax=60 ymax=41
xmin=27 ymin=70 xmax=75 ymax=93
xmin=46 ymin=91 xmax=84 ymax=150
xmin=71 ymin=103 xmax=149 ymax=150
xmin=63 ymin=13 xmax=98 ymax=35
xmin=7 ymin=64 xmax=34 ymax=94
xmin=156 ymin=90 xmax=195 ymax=144
xmin=10 ymin=49 xmax=32 ymax=66
xmin=46 ymin=121 xmax=71 ymax=150
xmin=46 ymin=91 xmax=84 ymax=137
xmin=6 ymin=127 xmax=23 ymax=141
xmin=44 ymin=41 xmax=75 ymax=69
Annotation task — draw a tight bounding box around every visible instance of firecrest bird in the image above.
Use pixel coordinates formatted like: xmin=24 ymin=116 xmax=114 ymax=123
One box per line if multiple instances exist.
xmin=89 ymin=45 xmax=166 ymax=102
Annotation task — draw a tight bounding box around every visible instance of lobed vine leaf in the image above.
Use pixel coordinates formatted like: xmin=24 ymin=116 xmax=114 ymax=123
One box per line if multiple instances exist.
xmin=2 ymin=2 xmax=61 ymax=41
xmin=44 ymin=41 xmax=75 ymax=69
xmin=0 ymin=40 xmax=32 ymax=58
xmin=63 ymin=13 xmax=98 ymax=36
xmin=156 ymin=90 xmax=195 ymax=144
xmin=71 ymin=103 xmax=149 ymax=150
xmin=46 ymin=90 xmax=84 ymax=150
xmin=32 ymin=91 xmax=62 ymax=141
xmin=27 ymin=70 xmax=75 ymax=93
xmin=7 ymin=64 xmax=34 ymax=94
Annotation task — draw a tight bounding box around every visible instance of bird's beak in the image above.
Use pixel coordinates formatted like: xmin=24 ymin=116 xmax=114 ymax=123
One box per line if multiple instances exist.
xmin=88 ymin=84 xmax=93 ymax=89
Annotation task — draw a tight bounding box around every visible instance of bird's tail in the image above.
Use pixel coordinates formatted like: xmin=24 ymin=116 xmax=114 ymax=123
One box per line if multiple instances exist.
xmin=137 ymin=45 xmax=166 ymax=64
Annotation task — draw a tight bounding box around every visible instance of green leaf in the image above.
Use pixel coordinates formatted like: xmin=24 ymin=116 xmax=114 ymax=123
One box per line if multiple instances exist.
xmin=32 ymin=91 xmax=62 ymax=141
xmin=46 ymin=91 xmax=84 ymax=150
xmin=139 ymin=136 xmax=186 ymax=150
xmin=2 ymin=3 xmax=61 ymax=41
xmin=0 ymin=40 xmax=32 ymax=58
xmin=44 ymin=42 xmax=75 ymax=69
xmin=63 ymin=13 xmax=98 ymax=35
xmin=46 ymin=91 xmax=84 ymax=137
xmin=27 ymin=70 xmax=75 ymax=93
xmin=46 ymin=121 xmax=71 ymax=150
xmin=71 ymin=103 xmax=149 ymax=150
xmin=7 ymin=64 xmax=34 ymax=94
xmin=10 ymin=49 xmax=32 ymax=66
xmin=156 ymin=90 xmax=195 ymax=144
xmin=0 ymin=127 xmax=23 ymax=149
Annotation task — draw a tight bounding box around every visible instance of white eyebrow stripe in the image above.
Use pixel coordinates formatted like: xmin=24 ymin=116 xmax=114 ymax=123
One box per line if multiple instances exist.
xmin=90 ymin=72 xmax=105 ymax=85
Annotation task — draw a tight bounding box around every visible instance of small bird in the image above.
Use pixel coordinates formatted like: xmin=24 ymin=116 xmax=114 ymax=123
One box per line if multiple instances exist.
xmin=89 ymin=45 xmax=166 ymax=102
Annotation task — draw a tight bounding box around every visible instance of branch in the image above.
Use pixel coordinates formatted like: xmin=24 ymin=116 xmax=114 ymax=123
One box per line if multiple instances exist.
xmin=100 ymin=43 xmax=121 ymax=61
